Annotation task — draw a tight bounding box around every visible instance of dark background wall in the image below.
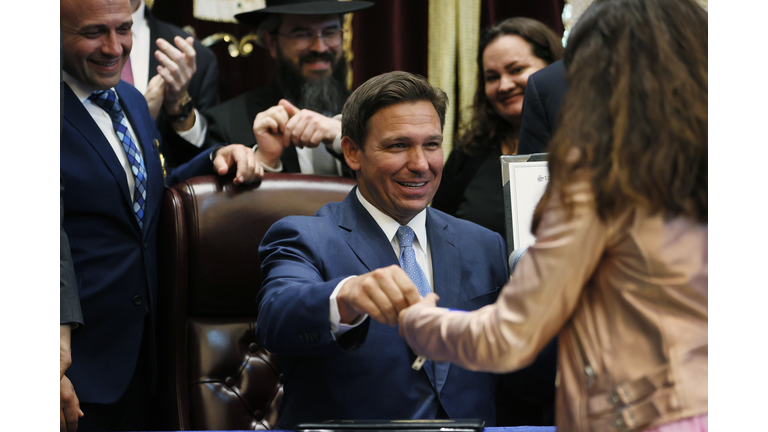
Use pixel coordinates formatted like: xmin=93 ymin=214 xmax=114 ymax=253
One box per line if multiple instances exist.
xmin=151 ymin=0 xmax=564 ymax=102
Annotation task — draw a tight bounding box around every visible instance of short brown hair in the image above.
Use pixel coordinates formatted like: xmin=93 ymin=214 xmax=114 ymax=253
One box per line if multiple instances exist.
xmin=342 ymin=71 xmax=448 ymax=147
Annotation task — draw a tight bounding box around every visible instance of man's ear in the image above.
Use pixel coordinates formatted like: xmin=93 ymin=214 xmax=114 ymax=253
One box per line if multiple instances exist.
xmin=341 ymin=136 xmax=362 ymax=171
xmin=263 ymin=31 xmax=278 ymax=59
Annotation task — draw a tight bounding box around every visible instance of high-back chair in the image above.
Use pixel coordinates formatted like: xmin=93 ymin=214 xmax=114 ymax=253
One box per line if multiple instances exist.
xmin=155 ymin=173 xmax=356 ymax=430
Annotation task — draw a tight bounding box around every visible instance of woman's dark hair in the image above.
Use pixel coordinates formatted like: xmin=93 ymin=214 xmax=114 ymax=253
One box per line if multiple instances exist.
xmin=455 ymin=17 xmax=563 ymax=155
xmin=533 ymin=0 xmax=708 ymax=230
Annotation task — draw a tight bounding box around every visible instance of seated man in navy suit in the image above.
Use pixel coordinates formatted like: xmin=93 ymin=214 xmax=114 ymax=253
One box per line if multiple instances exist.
xmin=257 ymin=71 xmax=509 ymax=428
xmin=60 ymin=0 xmax=260 ymax=430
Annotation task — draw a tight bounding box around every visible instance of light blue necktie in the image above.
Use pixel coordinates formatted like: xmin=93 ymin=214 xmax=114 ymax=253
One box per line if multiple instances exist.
xmin=89 ymin=89 xmax=147 ymax=229
xmin=396 ymin=226 xmax=431 ymax=297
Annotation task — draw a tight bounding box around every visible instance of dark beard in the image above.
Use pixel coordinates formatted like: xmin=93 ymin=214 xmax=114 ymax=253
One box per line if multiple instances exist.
xmin=275 ymin=50 xmax=348 ymax=115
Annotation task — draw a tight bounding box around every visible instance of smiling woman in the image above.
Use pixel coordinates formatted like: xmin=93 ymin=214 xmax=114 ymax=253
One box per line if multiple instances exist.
xmin=432 ymin=17 xmax=562 ymax=239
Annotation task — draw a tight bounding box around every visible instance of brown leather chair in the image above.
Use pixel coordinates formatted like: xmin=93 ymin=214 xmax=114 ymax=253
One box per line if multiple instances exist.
xmin=156 ymin=173 xmax=356 ymax=430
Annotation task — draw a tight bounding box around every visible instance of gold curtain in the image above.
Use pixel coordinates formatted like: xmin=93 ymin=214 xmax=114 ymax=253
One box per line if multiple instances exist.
xmin=428 ymin=0 xmax=481 ymax=157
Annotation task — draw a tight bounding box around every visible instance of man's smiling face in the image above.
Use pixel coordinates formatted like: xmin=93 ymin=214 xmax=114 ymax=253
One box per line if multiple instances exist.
xmin=268 ymin=14 xmax=344 ymax=80
xmin=61 ymin=0 xmax=133 ymax=90
xmin=343 ymin=101 xmax=444 ymax=225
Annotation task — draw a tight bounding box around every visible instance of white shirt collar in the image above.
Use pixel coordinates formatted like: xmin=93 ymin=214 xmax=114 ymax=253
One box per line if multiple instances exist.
xmin=355 ymin=187 xmax=428 ymax=250
xmin=63 ymin=71 xmax=99 ymax=103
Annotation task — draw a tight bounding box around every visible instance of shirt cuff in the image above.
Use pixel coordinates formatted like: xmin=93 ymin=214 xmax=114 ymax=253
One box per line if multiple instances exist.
xmin=327 ymin=114 xmax=343 ymax=154
xmin=175 ymin=108 xmax=207 ymax=148
xmin=262 ymin=159 xmax=284 ymax=172
xmin=329 ymin=276 xmax=367 ymax=337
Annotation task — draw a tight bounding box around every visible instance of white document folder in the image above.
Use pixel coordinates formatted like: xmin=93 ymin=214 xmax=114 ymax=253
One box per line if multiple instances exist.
xmin=501 ymin=153 xmax=549 ymax=251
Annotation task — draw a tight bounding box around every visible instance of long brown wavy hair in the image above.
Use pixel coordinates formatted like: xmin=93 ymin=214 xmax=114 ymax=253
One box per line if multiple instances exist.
xmin=533 ymin=0 xmax=707 ymax=231
xmin=455 ymin=18 xmax=563 ymax=156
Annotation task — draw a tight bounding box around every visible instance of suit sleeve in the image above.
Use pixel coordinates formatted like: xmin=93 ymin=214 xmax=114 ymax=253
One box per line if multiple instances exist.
xmin=517 ymin=73 xmax=551 ymax=155
xmin=189 ymin=40 xmax=220 ymax=112
xmin=152 ymin=27 xmax=221 ymax=167
xmin=256 ymin=217 xmax=368 ymax=356
xmin=60 ymin=175 xmax=83 ymax=328
xmin=401 ymin=180 xmax=608 ymax=373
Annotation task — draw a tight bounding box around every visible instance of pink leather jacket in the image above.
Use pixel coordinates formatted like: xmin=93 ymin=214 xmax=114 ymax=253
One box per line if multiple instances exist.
xmin=401 ymin=180 xmax=707 ymax=432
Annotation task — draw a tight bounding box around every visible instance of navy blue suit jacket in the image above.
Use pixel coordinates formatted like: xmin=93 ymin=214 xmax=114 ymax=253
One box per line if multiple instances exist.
xmin=517 ymin=60 xmax=568 ymax=155
xmin=61 ymin=80 xmax=216 ymax=404
xmin=257 ymin=190 xmax=509 ymax=428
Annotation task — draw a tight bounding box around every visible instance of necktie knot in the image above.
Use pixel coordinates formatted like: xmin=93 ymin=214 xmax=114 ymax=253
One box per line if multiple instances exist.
xmin=396 ymin=225 xmax=430 ymax=297
xmin=396 ymin=225 xmax=416 ymax=248
xmin=88 ymin=89 xmax=122 ymax=118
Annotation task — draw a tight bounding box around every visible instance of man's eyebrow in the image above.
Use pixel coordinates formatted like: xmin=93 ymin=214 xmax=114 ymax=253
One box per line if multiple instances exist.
xmin=383 ymin=134 xmax=443 ymax=143
xmin=79 ymin=20 xmax=133 ymax=31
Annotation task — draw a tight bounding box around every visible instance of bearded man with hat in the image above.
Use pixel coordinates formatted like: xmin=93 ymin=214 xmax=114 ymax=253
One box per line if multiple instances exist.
xmin=205 ymin=0 xmax=373 ymax=177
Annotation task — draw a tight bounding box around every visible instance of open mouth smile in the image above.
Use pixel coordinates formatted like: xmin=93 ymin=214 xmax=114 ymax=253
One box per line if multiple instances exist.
xmin=398 ymin=181 xmax=427 ymax=189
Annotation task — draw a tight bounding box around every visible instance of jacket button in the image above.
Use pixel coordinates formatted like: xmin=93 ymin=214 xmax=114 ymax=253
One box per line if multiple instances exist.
xmin=133 ymin=295 xmax=142 ymax=306
xmin=144 ymin=305 xmax=150 ymax=315
xmin=143 ymin=242 xmax=148 ymax=249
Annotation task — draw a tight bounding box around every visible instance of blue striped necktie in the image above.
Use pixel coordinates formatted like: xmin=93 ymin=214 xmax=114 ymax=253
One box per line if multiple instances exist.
xmin=89 ymin=89 xmax=147 ymax=229
xmin=396 ymin=226 xmax=431 ymax=297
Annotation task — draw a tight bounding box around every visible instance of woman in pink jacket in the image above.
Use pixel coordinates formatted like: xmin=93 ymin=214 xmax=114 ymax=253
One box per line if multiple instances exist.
xmin=399 ymin=0 xmax=708 ymax=431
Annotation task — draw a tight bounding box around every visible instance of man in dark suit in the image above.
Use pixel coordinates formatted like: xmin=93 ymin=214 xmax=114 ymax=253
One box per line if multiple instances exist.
xmin=517 ymin=59 xmax=568 ymax=155
xmin=257 ymin=72 xmax=509 ymax=428
xmin=509 ymin=58 xmax=569 ymax=426
xmin=205 ymin=0 xmax=373 ymax=176
xmin=60 ymin=0 xmax=260 ymax=429
xmin=128 ymin=0 xmax=220 ymax=169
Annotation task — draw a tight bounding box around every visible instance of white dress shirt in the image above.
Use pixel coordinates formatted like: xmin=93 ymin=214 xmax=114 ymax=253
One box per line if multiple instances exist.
xmin=328 ymin=188 xmax=433 ymax=336
xmin=130 ymin=0 xmax=207 ymax=147
xmin=63 ymin=72 xmax=146 ymax=200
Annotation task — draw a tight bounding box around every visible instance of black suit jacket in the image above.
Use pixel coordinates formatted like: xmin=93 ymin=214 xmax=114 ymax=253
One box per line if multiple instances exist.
xmin=205 ymin=82 xmax=304 ymax=173
xmin=205 ymin=82 xmax=353 ymax=176
xmin=517 ymin=60 xmax=568 ymax=155
xmin=146 ymin=7 xmax=220 ymax=169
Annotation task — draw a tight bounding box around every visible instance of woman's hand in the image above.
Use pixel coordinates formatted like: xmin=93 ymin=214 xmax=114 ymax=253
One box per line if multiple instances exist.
xmin=398 ymin=292 xmax=439 ymax=336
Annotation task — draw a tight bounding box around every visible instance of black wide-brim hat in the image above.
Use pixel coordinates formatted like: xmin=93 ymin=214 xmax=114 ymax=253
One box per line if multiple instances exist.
xmin=235 ymin=0 xmax=374 ymax=28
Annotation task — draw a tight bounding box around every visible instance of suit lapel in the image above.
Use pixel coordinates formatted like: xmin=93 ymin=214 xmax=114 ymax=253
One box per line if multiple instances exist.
xmin=337 ymin=190 xmax=399 ymax=271
xmin=63 ymin=84 xmax=134 ymax=212
xmin=427 ymin=209 xmax=462 ymax=310
xmin=425 ymin=208 xmax=462 ymax=395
